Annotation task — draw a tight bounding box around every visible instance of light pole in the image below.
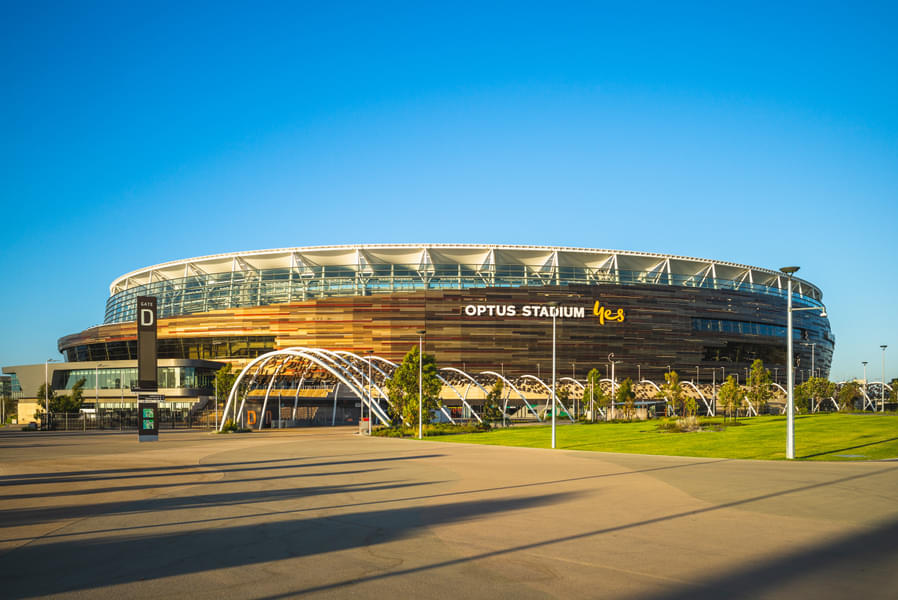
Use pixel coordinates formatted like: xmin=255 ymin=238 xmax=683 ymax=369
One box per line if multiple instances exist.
xmin=780 ymin=266 xmax=827 ymax=460
xmin=695 ymin=366 xmax=699 ymax=385
xmin=881 ymin=345 xmax=888 ymax=412
xmin=637 ymin=364 xmax=641 ymax=382
xmin=608 ymin=353 xmax=619 ymax=421
xmin=44 ymin=358 xmax=58 ymax=429
xmin=416 ymin=330 xmax=426 ymax=439
xmin=547 ymin=302 xmax=558 ymax=449
xmin=802 ymin=343 xmax=816 ymax=379
xmin=95 ymin=363 xmax=105 ymax=422
xmin=367 ymin=350 xmax=374 ymax=435
xmin=862 ymin=361 xmax=868 ymax=408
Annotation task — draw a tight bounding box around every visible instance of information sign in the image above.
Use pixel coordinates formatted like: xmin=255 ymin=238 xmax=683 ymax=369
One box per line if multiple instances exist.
xmin=138 ymin=399 xmax=160 ymax=442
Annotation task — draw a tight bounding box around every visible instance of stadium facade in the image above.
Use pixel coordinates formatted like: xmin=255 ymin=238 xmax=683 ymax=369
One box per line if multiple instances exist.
xmin=5 ymin=244 xmax=833 ymax=424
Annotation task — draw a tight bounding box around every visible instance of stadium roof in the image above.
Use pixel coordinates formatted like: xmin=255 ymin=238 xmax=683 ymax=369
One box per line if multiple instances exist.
xmin=109 ymin=244 xmax=822 ymax=301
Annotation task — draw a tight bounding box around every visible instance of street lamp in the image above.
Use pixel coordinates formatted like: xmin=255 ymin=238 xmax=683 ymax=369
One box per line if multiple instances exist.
xmin=862 ymin=361 xmax=868 ymax=408
xmin=637 ymin=364 xmax=641 ymax=382
xmin=608 ymin=353 xmax=620 ymax=421
xmin=547 ymin=301 xmax=558 ymax=449
xmin=417 ymin=330 xmax=426 ymax=440
xmin=881 ymin=345 xmax=888 ymax=412
xmin=366 ymin=350 xmax=374 ymax=435
xmin=95 ymin=363 xmax=105 ymax=421
xmin=802 ymin=343 xmax=816 ymax=380
xmin=780 ymin=265 xmax=828 ymax=460
xmin=44 ymin=358 xmax=58 ymax=429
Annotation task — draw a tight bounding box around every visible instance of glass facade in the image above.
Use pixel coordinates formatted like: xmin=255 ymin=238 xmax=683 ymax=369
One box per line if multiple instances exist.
xmin=52 ymin=366 xmax=216 ymax=391
xmin=692 ymin=318 xmax=805 ymax=339
xmin=104 ymin=264 xmax=824 ymax=324
xmin=63 ymin=336 xmax=275 ymax=362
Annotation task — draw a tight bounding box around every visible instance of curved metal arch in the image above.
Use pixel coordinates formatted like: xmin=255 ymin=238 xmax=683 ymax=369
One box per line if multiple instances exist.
xmin=369 ymin=355 xmax=400 ymax=369
xmin=431 ymin=373 xmax=475 ymax=424
xmin=441 ymin=367 xmax=491 ymax=421
xmin=441 ymin=367 xmax=491 ymax=398
xmin=224 ymin=352 xmax=295 ymax=430
xmin=283 ymin=347 xmax=394 ymax=412
xmin=342 ymin=351 xmax=460 ymax=425
xmin=235 ymin=355 xmax=279 ymax=426
xmin=639 ymin=379 xmax=661 ymax=392
xmin=336 ymin=352 xmax=395 ymax=382
xmin=559 ymin=377 xmax=584 ymax=389
xmin=342 ymin=352 xmax=456 ymax=424
xmin=480 ymin=371 xmax=539 ymax=419
xmin=259 ymin=357 xmax=291 ymax=430
xmin=220 ymin=350 xmax=391 ymax=431
xmin=519 ymin=374 xmax=575 ymax=422
xmin=770 ymin=383 xmax=799 ymax=415
xmin=680 ymin=380 xmax=714 ymax=416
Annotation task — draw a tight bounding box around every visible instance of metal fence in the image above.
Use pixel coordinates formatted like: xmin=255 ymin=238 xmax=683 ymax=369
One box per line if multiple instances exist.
xmin=40 ymin=409 xmax=216 ymax=431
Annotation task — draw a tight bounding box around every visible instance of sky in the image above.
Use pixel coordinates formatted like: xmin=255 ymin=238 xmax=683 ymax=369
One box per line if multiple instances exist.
xmin=2 ymin=1 xmax=896 ymax=382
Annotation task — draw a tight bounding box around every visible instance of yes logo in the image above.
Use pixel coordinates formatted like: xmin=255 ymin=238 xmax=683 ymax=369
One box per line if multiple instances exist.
xmin=593 ymin=301 xmax=625 ymax=325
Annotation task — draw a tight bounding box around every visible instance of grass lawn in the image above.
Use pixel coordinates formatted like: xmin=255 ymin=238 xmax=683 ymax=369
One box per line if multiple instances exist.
xmin=426 ymin=414 xmax=898 ymax=461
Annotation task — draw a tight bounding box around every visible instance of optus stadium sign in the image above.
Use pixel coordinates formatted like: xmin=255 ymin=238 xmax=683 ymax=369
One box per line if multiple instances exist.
xmin=462 ymin=301 xmax=625 ymax=325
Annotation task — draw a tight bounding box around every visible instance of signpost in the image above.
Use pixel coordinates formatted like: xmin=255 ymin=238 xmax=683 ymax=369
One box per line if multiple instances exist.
xmin=138 ymin=398 xmax=162 ymax=442
xmin=135 ymin=296 xmax=159 ymax=441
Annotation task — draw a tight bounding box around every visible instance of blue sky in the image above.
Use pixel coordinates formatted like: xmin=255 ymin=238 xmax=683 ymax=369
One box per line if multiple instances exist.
xmin=2 ymin=1 xmax=896 ymax=382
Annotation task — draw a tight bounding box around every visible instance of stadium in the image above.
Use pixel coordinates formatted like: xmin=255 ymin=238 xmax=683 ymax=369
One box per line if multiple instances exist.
xmin=0 ymin=244 xmax=831 ymax=427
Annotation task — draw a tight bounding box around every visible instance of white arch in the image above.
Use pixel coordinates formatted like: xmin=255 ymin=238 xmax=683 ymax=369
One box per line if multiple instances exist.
xmin=681 ymin=380 xmax=714 ymax=416
xmin=220 ymin=350 xmax=391 ymax=431
xmin=285 ymin=347 xmax=395 ymax=415
xmin=519 ymin=374 xmax=575 ymax=422
xmin=432 ymin=373 xmax=475 ymax=423
xmin=235 ymin=355 xmax=278 ymax=426
xmin=340 ymin=352 xmax=458 ymax=424
xmin=481 ymin=371 xmax=540 ymax=420
xmin=558 ymin=377 xmax=584 ymax=389
xmin=258 ymin=357 xmax=290 ymax=430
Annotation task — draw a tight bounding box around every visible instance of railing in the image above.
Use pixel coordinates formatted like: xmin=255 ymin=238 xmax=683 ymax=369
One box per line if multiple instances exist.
xmin=39 ymin=410 xmax=216 ymax=431
xmin=104 ymin=265 xmax=823 ymax=324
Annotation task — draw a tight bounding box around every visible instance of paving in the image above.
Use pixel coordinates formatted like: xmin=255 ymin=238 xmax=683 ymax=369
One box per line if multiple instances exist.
xmin=1 ymin=426 xmax=897 ymax=599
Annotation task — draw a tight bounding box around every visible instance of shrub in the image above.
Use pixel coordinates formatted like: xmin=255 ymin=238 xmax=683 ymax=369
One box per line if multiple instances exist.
xmin=218 ymin=420 xmax=252 ymax=434
xmin=371 ymin=422 xmax=492 ymax=437
xmin=657 ymin=416 xmax=701 ymax=433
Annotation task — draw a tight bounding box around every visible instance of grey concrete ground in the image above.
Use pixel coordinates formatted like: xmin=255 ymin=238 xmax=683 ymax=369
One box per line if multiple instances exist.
xmin=1 ymin=426 xmax=897 ymax=599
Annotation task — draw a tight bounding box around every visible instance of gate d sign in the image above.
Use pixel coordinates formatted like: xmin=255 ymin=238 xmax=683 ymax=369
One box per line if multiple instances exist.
xmin=136 ymin=296 xmax=158 ymax=391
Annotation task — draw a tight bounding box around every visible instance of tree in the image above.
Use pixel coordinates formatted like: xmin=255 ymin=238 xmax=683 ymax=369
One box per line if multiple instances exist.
xmin=656 ymin=371 xmax=685 ymax=417
xmin=797 ymin=377 xmax=836 ymax=413
xmin=585 ymin=368 xmax=610 ymax=421
xmin=35 ymin=383 xmax=56 ymax=418
xmin=837 ymin=382 xmax=861 ymax=412
xmin=557 ymin=386 xmax=571 ymax=418
xmin=56 ymin=378 xmax=86 ymax=413
xmin=482 ymin=380 xmax=504 ymax=425
xmin=616 ymin=378 xmax=636 ymax=420
xmin=384 ymin=345 xmax=442 ymax=427
xmin=891 ymin=379 xmax=897 ymax=404
xmin=745 ymin=359 xmax=772 ymax=415
xmin=36 ymin=379 xmax=86 ymax=415
xmin=214 ymin=364 xmax=238 ymax=408
xmin=718 ymin=375 xmax=742 ymax=422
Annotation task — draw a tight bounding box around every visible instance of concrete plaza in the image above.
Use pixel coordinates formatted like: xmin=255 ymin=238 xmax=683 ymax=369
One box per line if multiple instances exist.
xmin=1 ymin=426 xmax=896 ymax=599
